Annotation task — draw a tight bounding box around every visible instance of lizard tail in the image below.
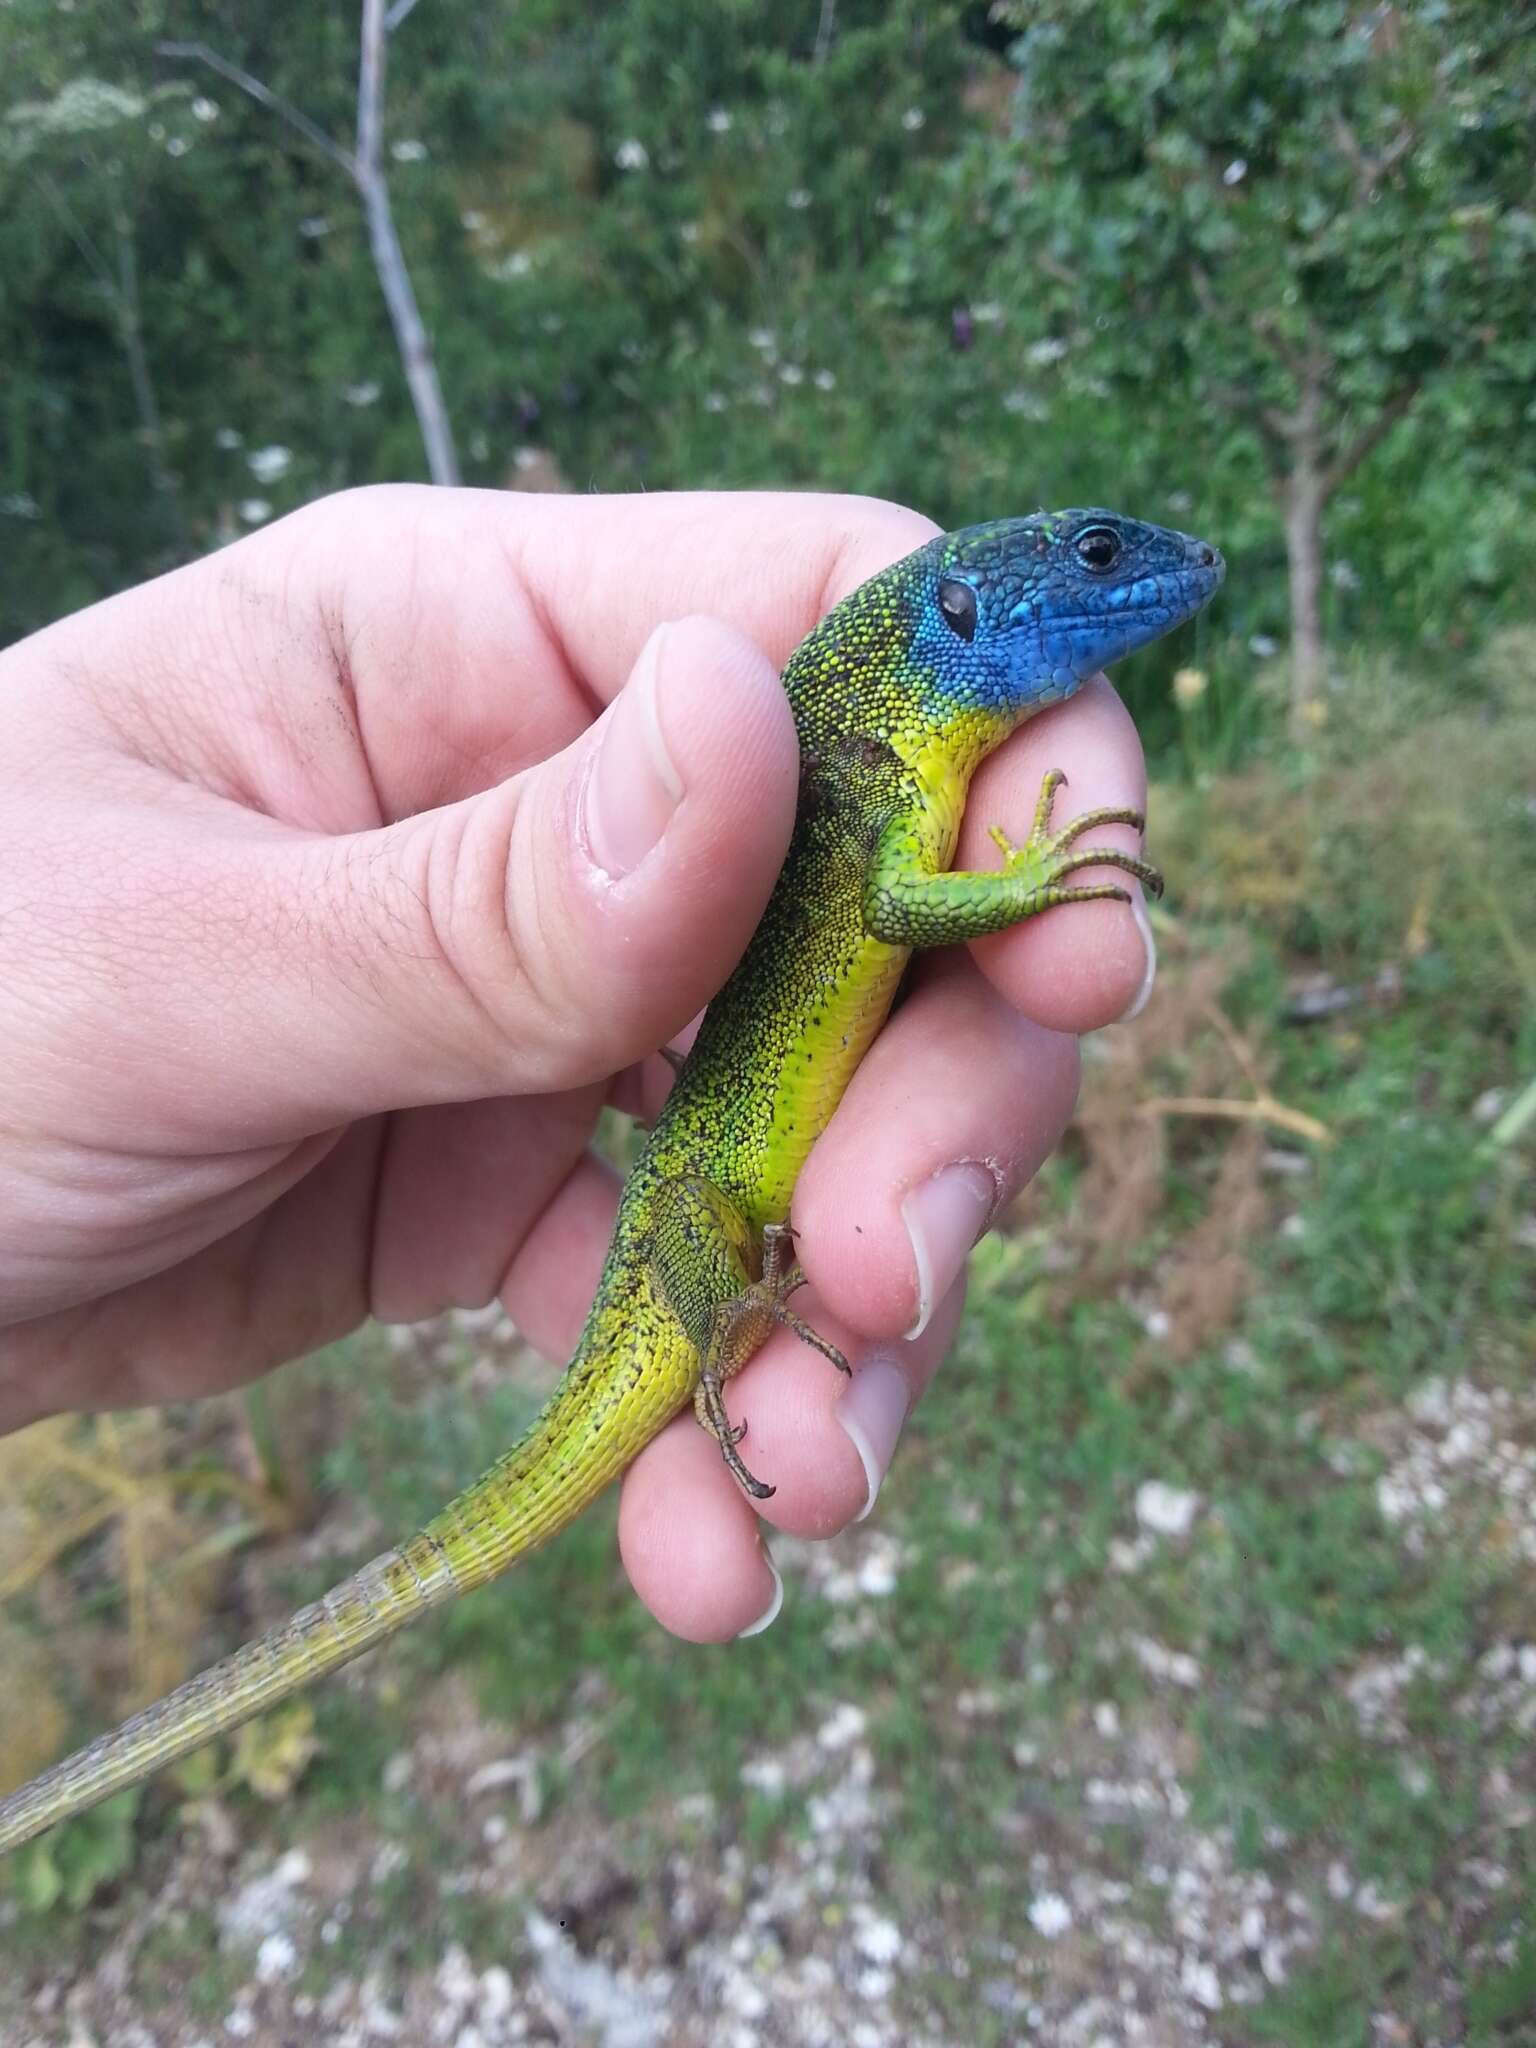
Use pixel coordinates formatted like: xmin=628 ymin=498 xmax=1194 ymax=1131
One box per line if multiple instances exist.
xmin=0 ymin=1353 xmax=652 ymax=1856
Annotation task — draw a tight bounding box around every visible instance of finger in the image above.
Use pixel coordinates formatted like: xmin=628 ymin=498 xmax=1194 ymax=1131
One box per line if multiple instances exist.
xmin=617 ymin=1278 xmax=966 ymax=1642
xmin=791 ymin=957 xmax=1081 ymax=1340
xmin=24 ymin=616 xmax=799 ymax=1154
xmin=0 ymin=1121 xmax=385 ymax=1429
xmin=301 ymin=485 xmax=940 ymax=818
xmin=31 ymin=485 xmax=937 ymax=823
xmin=963 ymin=674 xmax=1157 ymax=1033
xmin=367 ymin=1089 xmax=606 ymax=1326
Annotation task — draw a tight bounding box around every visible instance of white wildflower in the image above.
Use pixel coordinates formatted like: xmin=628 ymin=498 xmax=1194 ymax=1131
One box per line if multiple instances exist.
xmin=247 ymin=445 xmax=292 ymax=484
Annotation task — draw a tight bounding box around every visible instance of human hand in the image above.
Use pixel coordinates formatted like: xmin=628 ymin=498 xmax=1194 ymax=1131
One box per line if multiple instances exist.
xmin=0 ymin=487 xmax=1155 ymax=1638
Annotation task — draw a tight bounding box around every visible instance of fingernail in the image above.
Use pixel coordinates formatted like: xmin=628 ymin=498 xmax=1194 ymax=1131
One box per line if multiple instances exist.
xmin=901 ymin=1161 xmax=996 ymax=1340
xmin=837 ymin=1351 xmax=912 ymax=1521
xmin=583 ymin=624 xmax=685 ymax=879
xmin=1119 ymin=888 xmax=1158 ymax=1022
xmin=735 ymin=1544 xmax=784 ymax=1638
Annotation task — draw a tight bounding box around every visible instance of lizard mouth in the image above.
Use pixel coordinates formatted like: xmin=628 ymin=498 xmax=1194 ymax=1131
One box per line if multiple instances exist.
xmin=1058 ymin=562 xmax=1227 ymax=629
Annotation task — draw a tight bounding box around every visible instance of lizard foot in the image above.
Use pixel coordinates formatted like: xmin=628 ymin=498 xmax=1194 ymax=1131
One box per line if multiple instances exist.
xmin=988 ymin=768 xmax=1163 ymax=908
xmin=685 ymin=1220 xmax=850 ymax=1500
xmin=760 ymin=1222 xmax=850 ymax=1376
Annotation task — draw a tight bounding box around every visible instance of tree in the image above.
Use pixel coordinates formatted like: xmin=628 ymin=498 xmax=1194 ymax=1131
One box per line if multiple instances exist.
xmin=920 ymin=0 xmax=1536 ymax=734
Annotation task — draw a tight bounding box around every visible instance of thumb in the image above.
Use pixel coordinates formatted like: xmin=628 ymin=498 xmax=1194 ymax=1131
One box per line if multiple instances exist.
xmin=132 ymin=616 xmax=798 ymax=1143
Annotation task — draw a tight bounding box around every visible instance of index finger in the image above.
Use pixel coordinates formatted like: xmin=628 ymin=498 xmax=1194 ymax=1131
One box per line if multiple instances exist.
xmin=253 ymin=486 xmax=947 ymax=820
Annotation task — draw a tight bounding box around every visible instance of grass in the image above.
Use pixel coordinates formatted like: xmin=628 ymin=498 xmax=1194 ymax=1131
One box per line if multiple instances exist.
xmin=2 ymin=650 xmax=1533 ymax=2043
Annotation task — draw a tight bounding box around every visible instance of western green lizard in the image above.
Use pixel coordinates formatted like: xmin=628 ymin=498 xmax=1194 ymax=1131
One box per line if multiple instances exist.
xmin=0 ymin=507 xmax=1222 ymax=1853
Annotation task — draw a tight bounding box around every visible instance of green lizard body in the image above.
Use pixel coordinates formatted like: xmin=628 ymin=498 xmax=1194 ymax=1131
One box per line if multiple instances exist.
xmin=0 ymin=508 xmax=1222 ymax=1853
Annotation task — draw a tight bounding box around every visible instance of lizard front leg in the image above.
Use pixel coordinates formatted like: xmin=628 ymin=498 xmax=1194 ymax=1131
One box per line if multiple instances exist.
xmin=864 ymin=768 xmax=1162 ymax=948
xmin=648 ymin=1178 xmax=848 ymax=1501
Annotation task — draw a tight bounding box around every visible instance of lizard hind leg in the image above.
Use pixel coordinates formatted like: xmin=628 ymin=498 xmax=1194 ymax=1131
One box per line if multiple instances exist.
xmin=648 ymin=1181 xmax=847 ymax=1501
xmin=760 ymin=1221 xmax=850 ymax=1376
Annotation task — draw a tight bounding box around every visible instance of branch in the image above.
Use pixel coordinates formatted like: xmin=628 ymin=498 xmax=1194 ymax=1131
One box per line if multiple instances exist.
xmin=35 ymin=175 xmax=187 ymax=547
xmin=1250 ymin=308 xmax=1306 ymax=379
xmin=1323 ymin=381 xmax=1420 ymax=493
xmin=159 ymin=16 xmax=458 ymax=487
xmin=813 ymin=0 xmax=838 ymax=63
xmin=356 ymin=0 xmax=384 ymax=183
xmin=1140 ymin=1094 xmax=1334 ymax=1148
xmin=32 ymin=173 xmax=114 ymax=296
xmin=156 ymin=40 xmax=356 ymax=178
xmin=1330 ymin=112 xmax=1416 ymax=205
xmin=353 ymin=0 xmax=460 ymax=485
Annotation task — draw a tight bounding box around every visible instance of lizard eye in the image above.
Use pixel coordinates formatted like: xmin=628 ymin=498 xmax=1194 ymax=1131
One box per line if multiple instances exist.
xmin=1074 ymin=525 xmax=1123 ymax=572
xmin=937 ymin=577 xmax=978 ymax=641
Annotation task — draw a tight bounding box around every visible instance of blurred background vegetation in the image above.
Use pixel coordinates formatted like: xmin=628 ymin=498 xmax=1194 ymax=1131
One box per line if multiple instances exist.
xmin=2 ymin=3 xmax=1533 ymax=2044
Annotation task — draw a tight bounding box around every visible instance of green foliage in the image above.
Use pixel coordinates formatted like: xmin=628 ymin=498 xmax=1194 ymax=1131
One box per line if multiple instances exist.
xmin=2 ymin=0 xmax=1531 ymax=743
xmin=5 ymin=1789 xmax=141 ymax=1913
xmin=927 ymin=0 xmax=1536 ymax=475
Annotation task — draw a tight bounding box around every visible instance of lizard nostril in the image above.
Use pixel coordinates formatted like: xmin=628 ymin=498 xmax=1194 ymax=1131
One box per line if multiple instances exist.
xmin=1197 ymin=544 xmax=1216 ymax=567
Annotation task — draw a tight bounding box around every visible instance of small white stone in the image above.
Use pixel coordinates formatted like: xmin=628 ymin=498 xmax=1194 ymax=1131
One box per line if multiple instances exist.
xmin=1131 ymin=1636 xmax=1203 ymax=1688
xmin=255 ymin=1932 xmax=297 ymax=1983
xmin=855 ymin=1914 xmax=902 ymax=1964
xmin=740 ymin=1754 xmax=789 ymax=1796
xmin=1135 ymin=1481 xmax=1202 ymax=1538
xmin=816 ymin=1703 xmax=867 ymax=1751
xmin=1181 ymin=1956 xmax=1223 ymax=2009
xmin=478 ymin=1966 xmax=513 ymax=2021
xmin=1028 ymin=1892 xmax=1073 ymax=1938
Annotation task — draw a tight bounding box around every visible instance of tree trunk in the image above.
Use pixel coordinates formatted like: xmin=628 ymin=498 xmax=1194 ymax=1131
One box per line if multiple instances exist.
xmin=1281 ymin=462 xmax=1326 ymax=741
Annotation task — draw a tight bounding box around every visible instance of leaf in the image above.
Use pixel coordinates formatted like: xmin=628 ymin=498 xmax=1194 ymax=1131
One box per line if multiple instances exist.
xmin=4 ymin=1789 xmax=141 ymax=1916
xmin=230 ymin=1702 xmax=321 ymax=1803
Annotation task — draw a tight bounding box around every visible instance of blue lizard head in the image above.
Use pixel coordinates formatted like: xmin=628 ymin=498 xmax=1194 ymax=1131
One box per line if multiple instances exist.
xmin=918 ymin=509 xmax=1224 ymax=716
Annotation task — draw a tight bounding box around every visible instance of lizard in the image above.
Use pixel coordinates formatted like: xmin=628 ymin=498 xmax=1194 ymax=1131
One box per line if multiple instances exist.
xmin=0 ymin=507 xmax=1223 ymax=1854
